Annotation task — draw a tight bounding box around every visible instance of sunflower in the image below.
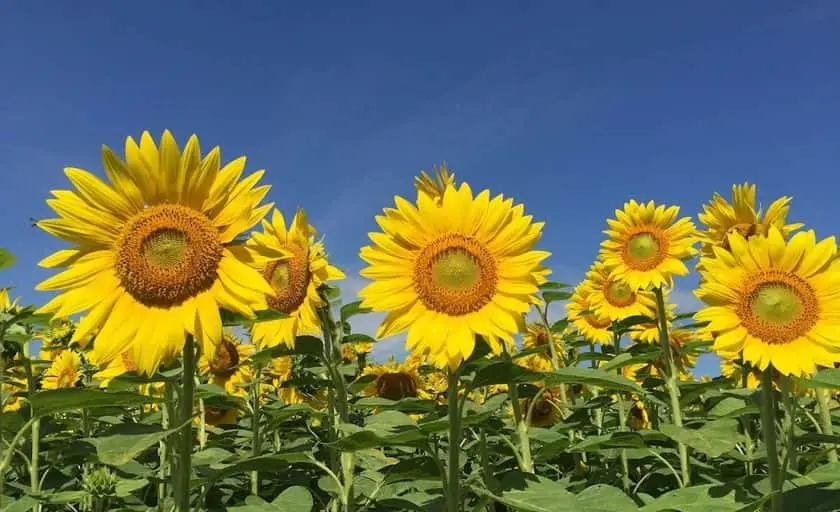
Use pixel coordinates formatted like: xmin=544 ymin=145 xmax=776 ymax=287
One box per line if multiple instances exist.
xmin=198 ymin=331 xmax=254 ymax=398
xmin=516 ymin=323 xmax=564 ymax=372
xmin=628 ymin=291 xmax=677 ymax=344
xmin=697 ymin=183 xmax=803 ymax=260
xmin=359 ymin=182 xmax=550 ymax=370
xmin=521 ymin=387 xmax=563 ymax=427
xmin=93 ymin=351 xmax=140 ymax=387
xmin=36 ymin=319 xmax=75 ymax=361
xmin=342 ymin=339 xmax=374 ymax=363
xmin=0 ymin=287 xmax=19 ymax=312
xmin=566 ymin=284 xmax=612 ymax=344
xmin=266 ymin=355 xmax=306 ymax=406
xmin=621 ymin=328 xmax=697 ymax=381
xmin=362 ymin=358 xmax=429 ymax=401
xmin=35 ymin=130 xmax=276 ymax=376
xmin=1 ymin=373 xmax=27 ymax=412
xmin=719 ymin=354 xmax=761 ymax=389
xmin=584 ymin=260 xmax=656 ymax=321
xmin=627 ymin=397 xmax=650 ymax=430
xmin=600 ymin=200 xmax=698 ymax=290
xmin=203 ymin=406 xmax=239 ymax=426
xmin=695 ymin=227 xmax=840 ymax=376
xmin=247 ymin=209 xmax=345 ymax=349
xmin=414 ymin=163 xmax=456 ymax=204
xmin=41 ymin=350 xmax=82 ymax=389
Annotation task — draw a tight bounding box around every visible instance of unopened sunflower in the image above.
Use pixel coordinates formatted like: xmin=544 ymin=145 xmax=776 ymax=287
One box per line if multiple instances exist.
xmin=359 ymin=182 xmax=550 ymax=370
xmin=42 ymin=350 xmax=82 ymax=389
xmin=695 ymin=227 xmax=840 ymax=376
xmin=516 ymin=323 xmax=564 ymax=372
xmin=566 ymin=284 xmax=612 ymax=344
xmin=35 ymin=130 xmax=276 ymax=376
xmin=247 ymin=208 xmax=345 ymax=349
xmin=600 ymin=200 xmax=698 ymax=290
xmin=584 ymin=260 xmax=656 ymax=321
xmin=697 ymin=183 xmax=802 ymax=260
xmin=198 ymin=331 xmax=255 ymax=398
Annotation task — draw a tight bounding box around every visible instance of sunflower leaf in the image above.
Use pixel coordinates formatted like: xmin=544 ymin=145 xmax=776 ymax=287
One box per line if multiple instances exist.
xmin=545 ymin=367 xmax=645 ymax=394
xmin=29 ymin=389 xmax=159 ymax=417
xmin=0 ymin=247 xmax=16 ymax=271
xmin=542 ymin=291 xmax=572 ymax=304
xmin=341 ymin=300 xmax=372 ymax=322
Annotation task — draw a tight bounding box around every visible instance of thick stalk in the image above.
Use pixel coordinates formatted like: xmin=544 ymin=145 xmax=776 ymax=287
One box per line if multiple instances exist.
xmin=816 ymin=388 xmax=838 ymax=463
xmin=158 ymin=382 xmax=172 ymax=511
xmin=174 ymin=335 xmax=196 ymax=512
xmin=760 ymin=368 xmax=783 ymax=512
xmin=612 ymin=331 xmax=630 ymax=493
xmin=507 ymin=381 xmax=534 ymax=472
xmin=22 ymin=342 xmax=40 ymax=512
xmin=251 ymin=363 xmax=263 ymax=496
xmin=446 ymin=367 xmax=462 ymax=512
xmin=653 ymin=287 xmax=689 ymax=487
xmin=779 ymin=376 xmax=797 ymax=473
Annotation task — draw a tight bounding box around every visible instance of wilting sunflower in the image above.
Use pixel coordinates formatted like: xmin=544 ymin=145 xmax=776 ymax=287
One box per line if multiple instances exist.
xmin=584 ymin=260 xmax=656 ymax=321
xmin=363 ymin=358 xmax=429 ymax=401
xmin=521 ymin=387 xmax=563 ymax=427
xmin=516 ymin=323 xmax=564 ymax=372
xmin=42 ymin=350 xmax=82 ymax=389
xmin=359 ymin=182 xmax=550 ymax=369
xmin=198 ymin=331 xmax=254 ymax=398
xmin=697 ymin=183 xmax=803 ymax=260
xmin=35 ymin=130 xmax=275 ymax=376
xmin=622 ymin=328 xmax=698 ymax=381
xmin=628 ymin=291 xmax=677 ymax=344
xmin=627 ymin=396 xmax=650 ymax=430
xmin=600 ymin=200 xmax=698 ymax=290
xmin=695 ymin=227 xmax=840 ymax=376
xmin=566 ymin=284 xmax=612 ymax=344
xmin=414 ymin=163 xmax=456 ymax=204
xmin=247 ymin=209 xmax=345 ymax=349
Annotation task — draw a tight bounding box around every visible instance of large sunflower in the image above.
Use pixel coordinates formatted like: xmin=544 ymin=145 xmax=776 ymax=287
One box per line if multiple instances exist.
xmin=600 ymin=200 xmax=698 ymax=290
xmin=516 ymin=323 xmax=564 ymax=372
xmin=695 ymin=227 xmax=840 ymax=376
xmin=359 ymin=182 xmax=550 ymax=369
xmin=247 ymin=209 xmax=345 ymax=349
xmin=697 ymin=183 xmax=803 ymax=259
xmin=198 ymin=331 xmax=255 ymax=398
xmin=35 ymin=130 xmax=276 ymax=376
xmin=566 ymin=284 xmax=612 ymax=344
xmin=41 ymin=350 xmax=82 ymax=389
xmin=584 ymin=260 xmax=656 ymax=321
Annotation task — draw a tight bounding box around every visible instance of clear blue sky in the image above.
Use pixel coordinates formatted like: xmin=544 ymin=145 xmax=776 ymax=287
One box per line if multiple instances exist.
xmin=1 ymin=1 xmax=837 ymax=376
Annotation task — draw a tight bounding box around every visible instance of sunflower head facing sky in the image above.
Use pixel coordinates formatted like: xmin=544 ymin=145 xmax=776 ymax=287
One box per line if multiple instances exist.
xmin=359 ymin=181 xmax=550 ymax=370
xmin=566 ymin=284 xmax=613 ymax=344
xmin=695 ymin=227 xmax=840 ymax=377
xmin=697 ymin=183 xmax=803 ymax=260
xmin=583 ymin=260 xmax=656 ymax=321
xmin=35 ymin=130 xmax=276 ymax=376
xmin=247 ymin=208 xmax=345 ymax=349
xmin=600 ymin=200 xmax=698 ymax=290
xmin=42 ymin=350 xmax=82 ymax=390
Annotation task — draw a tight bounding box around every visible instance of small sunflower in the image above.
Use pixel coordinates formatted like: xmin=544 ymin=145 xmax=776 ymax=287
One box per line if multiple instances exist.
xmin=584 ymin=260 xmax=656 ymax=321
xmin=198 ymin=331 xmax=255 ymax=398
xmin=35 ymin=130 xmax=276 ymax=376
xmin=247 ymin=209 xmax=345 ymax=349
xmin=622 ymin=329 xmax=697 ymax=381
xmin=628 ymin=292 xmax=677 ymax=344
xmin=359 ymin=182 xmax=550 ymax=370
xmin=627 ymin=397 xmax=650 ymax=430
xmin=521 ymin=387 xmax=563 ymax=427
xmin=697 ymin=183 xmax=803 ymax=260
xmin=36 ymin=319 xmax=75 ymax=361
xmin=266 ymin=355 xmax=312 ymax=406
xmin=42 ymin=350 xmax=82 ymax=389
xmin=362 ymin=358 xmax=429 ymax=401
xmin=342 ymin=340 xmax=374 ymax=362
xmin=1 ymin=373 xmax=27 ymax=412
xmin=566 ymin=284 xmax=612 ymax=344
xmin=719 ymin=354 xmax=761 ymax=389
xmin=695 ymin=228 xmax=840 ymax=376
xmin=600 ymin=200 xmax=698 ymax=290
xmin=414 ymin=163 xmax=456 ymax=204
xmin=516 ymin=323 xmax=564 ymax=372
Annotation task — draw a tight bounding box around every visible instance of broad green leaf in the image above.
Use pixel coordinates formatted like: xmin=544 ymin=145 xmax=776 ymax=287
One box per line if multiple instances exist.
xmin=546 ymin=367 xmax=645 ymax=394
xmin=640 ymin=484 xmax=747 ymax=512
xmin=271 ymin=486 xmax=314 ymax=511
xmin=30 ymin=389 xmax=158 ymax=417
xmin=114 ymin=478 xmax=150 ymax=497
xmin=539 ymin=281 xmax=571 ymax=290
xmin=575 ymin=484 xmax=638 ymax=511
xmin=353 ymin=396 xmax=438 ymax=413
xmin=708 ymin=397 xmax=759 ymax=420
xmin=598 ymin=353 xmax=634 ymax=373
xmin=207 ymin=453 xmax=317 ymax=481
xmin=341 ymin=300 xmax=372 ymax=321
xmin=87 ymin=423 xmax=183 ymax=466
xmin=343 ymin=333 xmax=376 ymax=344
xmin=0 ymin=248 xmax=16 ymax=271
xmin=542 ymin=291 xmax=572 ymax=304
xmin=660 ymin=419 xmax=742 ymax=458
xmin=570 ymin=431 xmax=658 ymax=452
xmin=472 ymin=471 xmax=576 ymax=511
xmin=472 ymin=360 xmax=543 ymax=387
xmin=795 ymin=368 xmax=840 ymax=389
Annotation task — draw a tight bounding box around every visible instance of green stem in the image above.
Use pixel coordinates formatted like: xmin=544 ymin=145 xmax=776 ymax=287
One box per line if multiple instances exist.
xmin=22 ymin=342 xmax=40 ymax=512
xmin=251 ymin=363 xmax=262 ymax=496
xmin=653 ymin=287 xmax=689 ymax=487
xmin=505 ymin=348 xmax=533 ymax=473
xmin=612 ymin=331 xmax=630 ymax=493
xmin=760 ymin=367 xmax=783 ymax=512
xmin=816 ymin=388 xmax=838 ymax=464
xmin=446 ymin=366 xmax=462 ymax=512
xmin=174 ymin=335 xmax=196 ymax=512
xmin=158 ymin=382 xmax=172 ymax=511
xmin=779 ymin=376 xmax=797 ymax=474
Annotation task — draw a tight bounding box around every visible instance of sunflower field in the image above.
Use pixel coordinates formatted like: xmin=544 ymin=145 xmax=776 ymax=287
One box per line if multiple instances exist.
xmin=3 ymin=130 xmax=840 ymax=512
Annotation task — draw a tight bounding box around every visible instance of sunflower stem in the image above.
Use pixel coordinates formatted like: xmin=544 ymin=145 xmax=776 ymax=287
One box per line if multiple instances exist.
xmin=612 ymin=331 xmax=630 ymax=493
xmin=22 ymin=343 xmax=41 ymax=512
xmin=779 ymin=376 xmax=797 ymax=474
xmin=446 ymin=366 xmax=463 ymax=512
xmin=653 ymin=286 xmax=689 ymax=487
xmin=760 ymin=367 xmax=783 ymax=512
xmin=507 ymin=379 xmax=534 ymax=473
xmin=158 ymin=382 xmax=172 ymax=511
xmin=174 ymin=335 xmax=196 ymax=512
xmin=816 ymin=388 xmax=838 ymax=463
xmin=250 ymin=362 xmax=263 ymax=496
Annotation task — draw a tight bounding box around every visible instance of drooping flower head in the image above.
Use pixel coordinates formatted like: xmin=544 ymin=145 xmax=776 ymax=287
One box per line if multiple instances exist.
xmin=247 ymin=209 xmax=345 ymax=349
xmin=521 ymin=387 xmax=563 ymax=427
xmin=600 ymin=200 xmax=698 ymax=290
xmin=359 ymin=182 xmax=550 ymax=370
xmin=566 ymin=283 xmax=612 ymax=344
xmin=42 ymin=350 xmax=82 ymax=390
xmin=35 ymin=130 xmax=277 ymax=375
xmin=583 ymin=260 xmax=656 ymax=321
xmin=695 ymin=227 xmax=840 ymax=377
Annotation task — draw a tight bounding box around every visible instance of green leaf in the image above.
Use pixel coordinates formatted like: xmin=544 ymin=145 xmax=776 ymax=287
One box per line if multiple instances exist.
xmin=341 ymin=300 xmax=372 ymax=321
xmin=545 ymin=367 xmax=645 ymax=394
xmin=272 ymin=486 xmax=314 ymax=511
xmin=660 ymin=419 xmax=742 ymax=458
xmin=539 ymin=281 xmax=571 ymax=290
xmin=795 ymin=368 xmax=840 ymax=389
xmin=221 ymin=308 xmax=288 ymax=326
xmin=472 ymin=360 xmax=543 ymax=387
xmin=0 ymin=248 xmax=16 ymax=271
xmin=569 ymin=431 xmax=661 ymax=452
xmin=575 ymin=484 xmax=638 ymax=511
xmin=343 ymin=333 xmax=376 ymax=344
xmin=473 ymin=471 xmax=576 ymax=511
xmin=114 ymin=478 xmax=150 ymax=497
xmin=87 ymin=423 xmax=183 ymax=466
xmin=353 ymin=396 xmax=439 ymax=413
xmin=29 ymin=389 xmax=158 ymax=417
xmin=640 ymin=484 xmax=756 ymax=512
xmin=542 ymin=291 xmax=572 ymax=304
xmin=207 ymin=453 xmax=318 ymax=481
xmin=708 ymin=397 xmax=759 ymax=420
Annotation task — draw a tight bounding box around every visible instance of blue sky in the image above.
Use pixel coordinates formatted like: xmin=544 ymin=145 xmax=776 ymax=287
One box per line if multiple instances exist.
xmin=1 ymin=1 xmax=837 ymax=377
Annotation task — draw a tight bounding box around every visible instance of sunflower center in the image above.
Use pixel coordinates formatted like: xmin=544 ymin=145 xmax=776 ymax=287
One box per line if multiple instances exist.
xmin=622 ymin=229 xmax=668 ymax=271
xmin=605 ymin=279 xmax=636 ymax=307
xmin=414 ymin=233 xmax=497 ymax=316
xmin=737 ymin=270 xmax=819 ymax=345
xmin=722 ymin=223 xmax=766 ymax=250
xmin=376 ymin=372 xmax=418 ymax=401
xmin=115 ymin=204 xmax=223 ymax=308
xmin=264 ymin=245 xmax=311 ymax=314
xmin=534 ymin=330 xmax=550 ymax=346
xmin=209 ymin=339 xmax=240 ymax=378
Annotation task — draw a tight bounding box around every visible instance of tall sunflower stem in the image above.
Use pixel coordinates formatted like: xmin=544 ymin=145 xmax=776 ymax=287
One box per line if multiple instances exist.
xmin=779 ymin=376 xmax=797 ymax=473
xmin=158 ymin=382 xmax=173 ymax=510
xmin=22 ymin=342 xmax=41 ymax=512
xmin=612 ymin=331 xmax=630 ymax=493
xmin=250 ymin=362 xmax=263 ymax=496
xmin=760 ymin=367 xmax=783 ymax=512
xmin=174 ymin=335 xmax=196 ymax=512
xmin=816 ymin=388 xmax=838 ymax=463
xmin=446 ymin=367 xmax=463 ymax=512
xmin=507 ymin=380 xmax=534 ymax=473
xmin=654 ymin=287 xmax=689 ymax=487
